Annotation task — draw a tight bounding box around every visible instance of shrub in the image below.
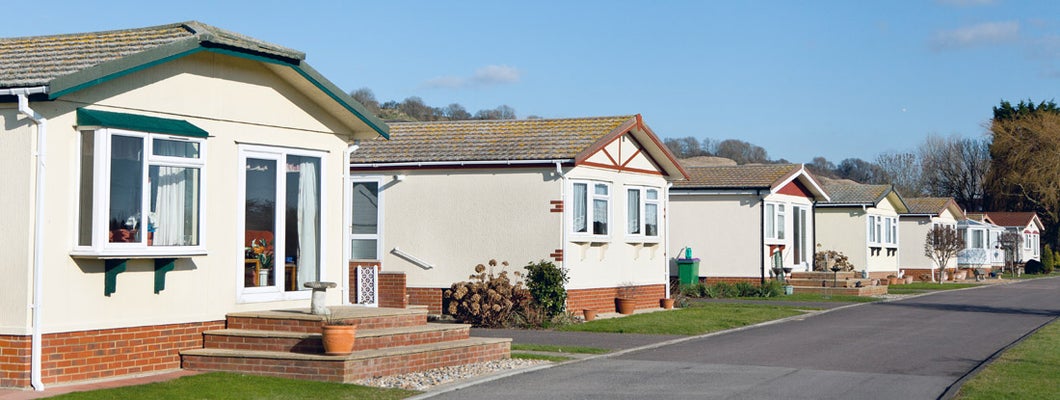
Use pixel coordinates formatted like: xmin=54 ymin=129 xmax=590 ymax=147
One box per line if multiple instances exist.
xmin=1042 ymin=245 xmax=1055 ymax=274
xmin=523 ymin=260 xmax=569 ymax=318
xmin=759 ymin=280 xmax=783 ymax=297
xmin=713 ymin=282 xmax=738 ymax=298
xmin=443 ymin=259 xmax=531 ymax=328
xmin=814 ymin=250 xmax=854 ymax=272
xmin=734 ymin=281 xmax=758 ymax=297
xmin=679 ymin=283 xmax=703 ymax=297
xmin=1024 ymin=259 xmax=1045 ymax=274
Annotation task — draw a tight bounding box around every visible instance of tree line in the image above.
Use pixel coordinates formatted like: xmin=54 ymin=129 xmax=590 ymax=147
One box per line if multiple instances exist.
xmin=350 ymin=87 xmax=531 ymax=122
xmin=665 ymin=99 xmax=1060 ymax=247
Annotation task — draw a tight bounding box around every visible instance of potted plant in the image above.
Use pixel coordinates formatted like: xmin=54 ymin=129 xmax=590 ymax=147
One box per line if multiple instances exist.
xmin=582 ymin=309 xmax=597 ymax=321
xmin=887 ymin=274 xmax=899 ymax=285
xmin=659 ymin=298 xmax=674 ymax=309
xmin=615 ymin=282 xmax=637 ymax=315
xmin=321 ymin=314 xmax=357 ymax=356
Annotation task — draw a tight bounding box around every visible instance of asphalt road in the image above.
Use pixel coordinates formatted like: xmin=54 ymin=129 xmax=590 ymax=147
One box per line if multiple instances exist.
xmin=430 ymin=277 xmax=1060 ymax=400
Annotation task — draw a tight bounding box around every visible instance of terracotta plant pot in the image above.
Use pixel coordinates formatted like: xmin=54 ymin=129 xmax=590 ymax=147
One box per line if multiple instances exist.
xmin=615 ymin=298 xmax=636 ymax=315
xmin=583 ymin=309 xmax=596 ymax=321
xmin=904 ymin=276 xmax=914 ymax=284
xmin=660 ymin=298 xmax=674 ymax=309
xmin=888 ymin=277 xmax=899 ymax=285
xmin=322 ymin=325 xmax=356 ymax=355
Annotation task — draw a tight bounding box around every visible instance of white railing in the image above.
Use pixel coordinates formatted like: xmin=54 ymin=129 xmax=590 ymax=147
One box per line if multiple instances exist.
xmin=958 ymin=248 xmax=1006 ymax=267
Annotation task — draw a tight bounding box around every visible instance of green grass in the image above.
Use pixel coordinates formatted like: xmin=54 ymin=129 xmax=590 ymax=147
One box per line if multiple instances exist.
xmin=558 ymin=303 xmax=807 ymax=336
xmin=887 ymin=282 xmax=981 ymax=294
xmin=511 ymin=352 xmax=572 ymax=362
xmin=737 ymin=293 xmax=879 ymax=303
xmin=956 ymin=320 xmax=1060 ymax=399
xmin=45 ymin=372 xmax=418 ymax=400
xmin=510 ymin=343 xmax=610 ymax=354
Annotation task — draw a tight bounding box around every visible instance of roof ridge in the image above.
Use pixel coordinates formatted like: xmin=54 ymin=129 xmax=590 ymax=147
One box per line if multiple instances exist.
xmin=388 ymin=115 xmax=635 ymax=126
xmin=0 ymin=21 xmax=191 ymax=42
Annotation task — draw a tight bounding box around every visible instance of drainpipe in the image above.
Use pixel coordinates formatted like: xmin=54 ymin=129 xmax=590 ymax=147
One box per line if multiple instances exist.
xmin=342 ymin=142 xmax=359 ymax=305
xmin=758 ymin=190 xmax=766 ymax=285
xmin=4 ymin=87 xmax=48 ymax=391
xmin=664 ymin=182 xmax=672 ymax=299
xmin=554 ymin=161 xmax=567 ymax=306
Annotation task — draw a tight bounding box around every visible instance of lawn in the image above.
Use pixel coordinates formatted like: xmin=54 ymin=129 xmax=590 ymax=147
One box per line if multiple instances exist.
xmin=956 ymin=320 xmax=1060 ymax=399
xmin=44 ymin=372 xmax=417 ymax=400
xmin=737 ymin=293 xmax=879 ymax=303
xmin=887 ymin=282 xmax=981 ymax=294
xmin=558 ymin=303 xmax=807 ymax=336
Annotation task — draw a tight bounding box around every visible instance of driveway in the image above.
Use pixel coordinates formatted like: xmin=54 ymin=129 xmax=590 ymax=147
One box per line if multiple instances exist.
xmin=429 ymin=277 xmax=1060 ymax=399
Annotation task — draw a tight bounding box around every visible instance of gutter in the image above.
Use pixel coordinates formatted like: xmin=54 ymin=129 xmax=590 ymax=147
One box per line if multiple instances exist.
xmin=350 ymin=159 xmax=573 ymax=169
xmin=1 ymin=86 xmax=49 ymax=392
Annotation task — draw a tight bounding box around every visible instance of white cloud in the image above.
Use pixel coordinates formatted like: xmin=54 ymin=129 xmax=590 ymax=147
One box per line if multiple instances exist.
xmin=930 ymin=21 xmax=1019 ymax=51
xmin=421 ymin=64 xmax=521 ymax=89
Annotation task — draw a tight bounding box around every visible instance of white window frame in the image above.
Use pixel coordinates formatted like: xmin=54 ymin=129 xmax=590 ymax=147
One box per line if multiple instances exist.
xmin=867 ymin=215 xmax=882 ymax=246
xmin=350 ymin=176 xmax=384 ymax=261
xmin=626 ymin=186 xmax=661 ymax=242
xmin=237 ymin=144 xmax=327 ymax=303
xmin=570 ymin=180 xmax=611 ymax=239
xmin=884 ymin=217 xmax=898 ymax=247
xmin=765 ymin=202 xmax=786 ymax=242
xmin=71 ymin=128 xmax=207 ymax=258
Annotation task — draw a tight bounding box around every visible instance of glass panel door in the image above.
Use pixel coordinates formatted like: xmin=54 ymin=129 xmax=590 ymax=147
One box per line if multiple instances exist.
xmin=244 ymin=156 xmax=278 ymax=289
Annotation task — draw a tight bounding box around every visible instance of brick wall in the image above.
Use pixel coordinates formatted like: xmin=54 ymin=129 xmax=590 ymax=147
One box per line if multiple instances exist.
xmin=567 ymin=284 xmax=666 ymax=313
xmin=378 ymin=272 xmax=408 ymax=309
xmin=0 ymin=335 xmax=31 ymax=388
xmin=704 ymin=277 xmax=763 ymax=285
xmin=409 ymin=288 xmax=444 ymax=315
xmin=0 ymin=320 xmax=224 ymax=389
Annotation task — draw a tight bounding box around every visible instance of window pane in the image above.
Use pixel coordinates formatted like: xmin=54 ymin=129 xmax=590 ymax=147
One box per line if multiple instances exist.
xmin=595 ymin=184 xmax=608 ymax=195
xmin=594 ymin=199 xmax=608 ymax=235
xmin=245 ymin=158 xmax=276 ymax=288
xmin=573 ymin=183 xmax=587 ymax=233
xmin=647 ymin=189 xmax=658 ymax=200
xmin=646 ymin=203 xmax=658 ymax=236
xmin=287 ymin=155 xmax=321 ymax=291
xmin=78 ymin=131 xmax=94 ymax=246
xmin=627 ymin=189 xmax=640 ymax=235
xmin=149 ymin=166 xmax=200 ymax=246
xmin=352 ymin=181 xmax=379 ymax=234
xmin=153 ymin=138 xmax=199 ymax=158
xmin=765 ymin=204 xmax=775 ymax=239
xmin=109 ymin=135 xmax=143 ymax=243
xmin=351 ymin=239 xmax=378 ymax=259
xmin=777 ymin=206 xmax=786 ymax=240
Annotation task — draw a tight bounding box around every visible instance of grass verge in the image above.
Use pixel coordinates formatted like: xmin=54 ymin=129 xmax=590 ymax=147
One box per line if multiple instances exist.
xmin=887 ymin=282 xmax=980 ymax=294
xmin=511 ymin=343 xmax=610 ymax=354
xmin=956 ymin=320 xmax=1060 ymax=399
xmin=737 ymin=293 xmax=879 ymax=303
xmin=558 ymin=303 xmax=807 ymax=336
xmin=45 ymin=372 xmax=418 ymax=400
xmin=511 ymin=352 xmax=572 ymax=362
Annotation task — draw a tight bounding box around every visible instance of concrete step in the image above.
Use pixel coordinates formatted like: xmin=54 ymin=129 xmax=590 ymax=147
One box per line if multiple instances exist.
xmin=181 ymin=337 xmax=511 ymax=383
xmin=224 ymin=306 xmax=428 ymax=333
xmin=791 ymin=285 xmax=888 ymax=297
xmin=202 ymin=323 xmax=471 ymax=353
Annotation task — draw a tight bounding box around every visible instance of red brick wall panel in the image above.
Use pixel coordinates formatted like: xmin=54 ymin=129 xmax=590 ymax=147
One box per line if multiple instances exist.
xmin=567 ymin=284 xmax=666 ymax=313
xmin=408 ymin=288 xmax=444 ymax=315
xmin=378 ymin=272 xmax=408 ymax=309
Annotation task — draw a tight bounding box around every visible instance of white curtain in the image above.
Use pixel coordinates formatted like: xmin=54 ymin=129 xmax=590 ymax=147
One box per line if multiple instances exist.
xmin=154 ymin=166 xmax=186 ymax=245
xmin=627 ymin=189 xmax=640 ymax=234
xmin=573 ymin=184 xmax=587 ymax=233
xmin=296 ymin=160 xmax=319 ymax=288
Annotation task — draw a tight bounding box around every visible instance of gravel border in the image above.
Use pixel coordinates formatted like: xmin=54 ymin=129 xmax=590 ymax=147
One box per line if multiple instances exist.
xmin=353 ymin=359 xmax=550 ymax=391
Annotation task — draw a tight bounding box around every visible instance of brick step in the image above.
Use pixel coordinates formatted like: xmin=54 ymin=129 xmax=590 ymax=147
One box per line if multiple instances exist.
xmin=789 ymin=271 xmax=859 ymax=280
xmin=785 ymin=278 xmax=875 ymax=288
xmin=791 ymin=285 xmax=888 ymax=297
xmin=224 ymin=306 xmax=427 ymax=333
xmin=203 ymin=323 xmax=470 ymax=353
xmin=181 ymin=337 xmax=511 ymax=383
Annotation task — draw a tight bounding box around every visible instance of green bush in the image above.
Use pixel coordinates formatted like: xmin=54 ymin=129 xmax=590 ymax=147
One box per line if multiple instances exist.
xmin=713 ymin=282 xmax=739 ymax=298
xmin=523 ymin=260 xmax=569 ymax=318
xmin=1042 ymin=245 xmax=1055 ymax=274
xmin=734 ymin=282 xmax=758 ymax=297
xmin=1024 ymin=259 xmax=1045 ymax=274
xmin=679 ymin=281 xmax=784 ymax=299
xmin=758 ymin=280 xmax=783 ymax=297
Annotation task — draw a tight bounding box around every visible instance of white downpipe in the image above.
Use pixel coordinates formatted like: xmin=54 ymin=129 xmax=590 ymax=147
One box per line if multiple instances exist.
xmin=664 ymin=182 xmax=672 ymax=300
xmin=342 ymin=142 xmax=359 ymax=305
xmin=555 ymin=162 xmax=568 ymax=304
xmin=5 ymin=87 xmax=49 ymax=392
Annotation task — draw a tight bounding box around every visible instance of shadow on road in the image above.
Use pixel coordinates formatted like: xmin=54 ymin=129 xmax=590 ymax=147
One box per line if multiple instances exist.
xmin=876 ymin=301 xmax=1060 ymax=317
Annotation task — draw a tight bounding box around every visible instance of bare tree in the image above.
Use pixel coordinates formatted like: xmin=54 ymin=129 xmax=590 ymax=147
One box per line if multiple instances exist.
xmin=715 ymin=139 xmax=769 ymax=164
xmin=806 ymin=156 xmax=837 ymax=178
xmin=876 ymin=151 xmax=925 ymax=196
xmin=350 ymin=87 xmax=381 ymax=115
xmin=925 ymin=225 xmax=964 ymax=282
xmin=443 ymin=103 xmax=472 ymax=120
xmin=835 ymin=158 xmax=885 ymax=183
xmin=919 ymin=135 xmax=990 ymax=212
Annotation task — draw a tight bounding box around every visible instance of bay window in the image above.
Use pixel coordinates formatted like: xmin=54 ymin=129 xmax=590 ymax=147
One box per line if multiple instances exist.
xmin=627 ymin=187 xmax=660 ymax=239
xmin=765 ymin=203 xmax=785 ymax=240
xmin=572 ymin=180 xmax=610 ymax=237
xmin=74 ymin=109 xmax=206 ymax=257
xmin=884 ymin=217 xmax=898 ymax=247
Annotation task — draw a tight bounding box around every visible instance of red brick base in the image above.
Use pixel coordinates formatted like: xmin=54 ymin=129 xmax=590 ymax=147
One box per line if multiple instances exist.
xmin=567 ymin=284 xmax=666 ymax=313
xmin=409 ymin=287 xmax=444 ymax=315
xmin=0 ymin=321 xmax=223 ymax=389
xmin=378 ymin=272 xmax=408 ymax=309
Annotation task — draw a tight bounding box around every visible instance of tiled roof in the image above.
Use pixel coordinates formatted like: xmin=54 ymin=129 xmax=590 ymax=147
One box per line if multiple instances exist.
xmin=672 ymin=164 xmax=801 ymax=189
xmin=349 ymin=116 xmax=636 ymax=163
xmin=902 ymin=197 xmax=956 ymax=215
xmin=984 ymin=212 xmax=1039 ymax=228
xmin=820 ymin=183 xmax=891 ymax=205
xmin=0 ymin=21 xmax=303 ymax=89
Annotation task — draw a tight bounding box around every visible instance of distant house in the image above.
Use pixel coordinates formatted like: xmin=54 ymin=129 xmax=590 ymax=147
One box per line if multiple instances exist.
xmin=898 ymin=197 xmax=965 ymax=280
xmin=983 ymin=212 xmax=1044 ymax=263
xmin=348 ymin=115 xmax=688 ymax=314
xmin=669 ymin=164 xmax=829 ymax=283
xmin=0 ymin=22 xmax=387 ymax=389
xmin=957 ymin=217 xmax=1006 ymax=269
xmin=815 ymin=184 xmax=909 ymax=279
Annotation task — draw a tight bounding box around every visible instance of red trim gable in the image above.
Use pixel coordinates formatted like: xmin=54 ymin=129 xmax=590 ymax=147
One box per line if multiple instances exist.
xmin=577 ymin=131 xmax=665 ymax=175
xmin=776 ymin=179 xmax=814 ymax=198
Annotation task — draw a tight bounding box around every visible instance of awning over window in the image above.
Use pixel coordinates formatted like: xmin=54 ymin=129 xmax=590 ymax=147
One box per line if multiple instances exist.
xmin=77 ymin=108 xmax=208 ymax=138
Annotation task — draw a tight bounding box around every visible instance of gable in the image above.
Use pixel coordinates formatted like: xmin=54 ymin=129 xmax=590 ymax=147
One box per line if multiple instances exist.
xmin=776 ymin=179 xmax=813 ymax=199
xmin=580 ymin=132 xmax=663 ymax=176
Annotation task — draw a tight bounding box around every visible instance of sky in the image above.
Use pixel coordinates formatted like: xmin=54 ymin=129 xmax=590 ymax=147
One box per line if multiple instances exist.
xmin=3 ymin=0 xmax=1058 ymax=163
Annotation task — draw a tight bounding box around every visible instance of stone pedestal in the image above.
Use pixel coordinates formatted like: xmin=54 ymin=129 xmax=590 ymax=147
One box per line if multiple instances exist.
xmin=303 ymin=281 xmax=337 ymax=315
